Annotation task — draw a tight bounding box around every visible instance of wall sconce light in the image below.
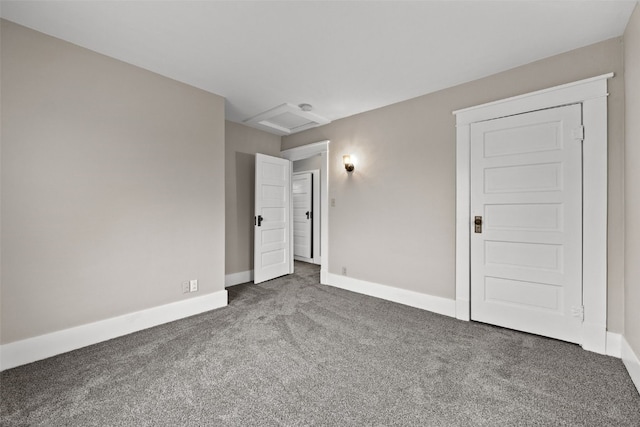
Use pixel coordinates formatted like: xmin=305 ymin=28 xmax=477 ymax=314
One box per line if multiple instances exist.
xmin=343 ymin=155 xmax=355 ymax=172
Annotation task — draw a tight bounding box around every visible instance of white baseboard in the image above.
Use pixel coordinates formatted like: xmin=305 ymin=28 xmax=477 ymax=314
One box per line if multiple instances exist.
xmin=225 ymin=270 xmax=253 ymax=287
xmin=294 ymin=255 xmax=321 ymax=265
xmin=0 ymin=290 xmax=228 ymax=372
xmin=622 ymin=336 xmax=640 ymax=395
xmin=605 ymin=332 xmax=622 ymax=358
xmin=326 ymin=273 xmax=456 ymax=318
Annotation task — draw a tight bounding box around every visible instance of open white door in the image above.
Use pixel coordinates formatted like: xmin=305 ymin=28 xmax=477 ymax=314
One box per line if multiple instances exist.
xmin=254 ymin=153 xmax=292 ymax=284
xmin=470 ymin=104 xmax=583 ymax=343
xmin=293 ymin=172 xmax=313 ymax=260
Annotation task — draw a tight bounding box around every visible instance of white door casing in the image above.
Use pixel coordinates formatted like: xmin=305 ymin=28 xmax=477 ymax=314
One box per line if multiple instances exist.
xmin=293 ymin=172 xmax=313 ymax=260
xmin=470 ymin=104 xmax=583 ymax=343
xmin=254 ymin=153 xmax=292 ymax=284
xmin=307 ymin=169 xmax=322 ymax=265
xmin=454 ymin=73 xmax=611 ymax=354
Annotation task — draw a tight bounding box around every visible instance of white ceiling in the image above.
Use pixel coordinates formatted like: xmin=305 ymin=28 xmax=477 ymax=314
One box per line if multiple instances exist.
xmin=1 ymin=1 xmax=636 ymax=134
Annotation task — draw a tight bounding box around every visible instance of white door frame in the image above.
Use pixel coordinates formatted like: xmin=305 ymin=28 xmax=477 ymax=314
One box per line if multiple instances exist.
xmin=281 ymin=140 xmax=330 ymax=284
xmin=453 ymin=73 xmax=612 ymax=354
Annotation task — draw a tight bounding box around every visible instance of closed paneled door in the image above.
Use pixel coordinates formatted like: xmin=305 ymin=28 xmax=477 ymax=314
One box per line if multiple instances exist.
xmin=470 ymin=104 xmax=583 ymax=343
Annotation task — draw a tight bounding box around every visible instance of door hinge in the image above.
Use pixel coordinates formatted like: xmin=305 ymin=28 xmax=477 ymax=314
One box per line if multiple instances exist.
xmin=572 ymin=125 xmax=584 ymax=141
xmin=571 ymin=305 xmax=584 ymax=321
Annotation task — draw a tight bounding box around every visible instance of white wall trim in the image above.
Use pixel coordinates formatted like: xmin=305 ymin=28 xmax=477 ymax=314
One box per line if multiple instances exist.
xmin=606 ymin=332 xmax=622 ymax=358
xmin=453 ymin=73 xmax=613 ymax=124
xmin=326 ymin=273 xmax=456 ymax=318
xmin=454 ymin=73 xmax=612 ymax=354
xmin=281 ymin=140 xmax=329 ymax=161
xmin=455 ymin=123 xmax=471 ymax=322
xmin=0 ymin=290 xmax=228 ymax=371
xmin=282 ymin=140 xmax=330 ymax=284
xmin=622 ymin=337 xmax=640 ymax=395
xmin=225 ymin=270 xmax=254 ymax=287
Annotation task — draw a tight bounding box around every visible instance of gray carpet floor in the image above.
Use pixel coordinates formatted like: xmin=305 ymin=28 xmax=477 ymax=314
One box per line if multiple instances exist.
xmin=1 ymin=261 xmax=639 ymax=426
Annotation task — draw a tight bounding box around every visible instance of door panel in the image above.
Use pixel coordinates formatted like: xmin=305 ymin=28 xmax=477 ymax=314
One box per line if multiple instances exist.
xmin=254 ymin=153 xmax=291 ymax=284
xmin=292 ymin=172 xmax=313 ymax=259
xmin=470 ymin=104 xmax=583 ymax=343
xmin=483 ymin=277 xmax=563 ymax=312
xmin=485 ymin=203 xmax=562 ymax=231
xmin=484 ymin=162 xmax=562 ymax=193
xmin=482 ymin=121 xmax=561 ymax=157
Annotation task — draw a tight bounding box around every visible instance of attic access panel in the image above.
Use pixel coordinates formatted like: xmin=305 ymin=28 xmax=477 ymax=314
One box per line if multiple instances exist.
xmin=243 ymin=103 xmax=330 ymax=136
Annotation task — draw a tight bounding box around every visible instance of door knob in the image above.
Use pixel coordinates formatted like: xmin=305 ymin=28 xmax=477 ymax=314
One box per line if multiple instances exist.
xmin=306 ymin=211 xmax=310 ymax=219
xmin=255 ymin=215 xmax=263 ymax=226
xmin=474 ymin=216 xmax=482 ymax=233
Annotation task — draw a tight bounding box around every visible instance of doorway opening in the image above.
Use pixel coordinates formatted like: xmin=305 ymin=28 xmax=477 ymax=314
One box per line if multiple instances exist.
xmin=281 ymin=140 xmax=330 ymax=284
xmin=292 ymin=168 xmax=321 ymax=265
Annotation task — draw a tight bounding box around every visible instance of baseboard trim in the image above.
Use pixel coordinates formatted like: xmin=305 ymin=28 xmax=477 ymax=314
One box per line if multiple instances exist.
xmin=326 ymin=273 xmax=456 ymax=318
xmin=621 ymin=336 xmax=640 ymax=395
xmin=605 ymin=332 xmax=622 ymax=358
xmin=294 ymin=256 xmax=321 ymax=266
xmin=0 ymin=290 xmax=228 ymax=372
xmin=225 ymin=270 xmax=253 ymax=287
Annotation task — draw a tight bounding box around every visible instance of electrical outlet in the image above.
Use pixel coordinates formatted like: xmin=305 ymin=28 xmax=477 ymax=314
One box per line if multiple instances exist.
xmin=342 ymin=267 xmax=347 ymax=276
xmin=189 ymin=279 xmax=198 ymax=292
xmin=331 ymin=198 xmax=336 ymax=207
xmin=182 ymin=282 xmax=190 ymax=293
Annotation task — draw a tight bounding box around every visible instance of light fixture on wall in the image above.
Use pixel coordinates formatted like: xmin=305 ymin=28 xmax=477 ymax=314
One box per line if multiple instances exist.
xmin=343 ymin=155 xmax=355 ymax=172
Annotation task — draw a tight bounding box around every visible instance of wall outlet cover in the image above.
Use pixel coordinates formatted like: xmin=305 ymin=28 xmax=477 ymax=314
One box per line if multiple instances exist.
xmin=189 ymin=279 xmax=198 ymax=292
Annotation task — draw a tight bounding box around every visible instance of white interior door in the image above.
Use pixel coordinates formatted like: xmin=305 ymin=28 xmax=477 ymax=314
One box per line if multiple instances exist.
xmin=254 ymin=153 xmax=292 ymax=284
xmin=293 ymin=172 xmax=313 ymax=260
xmin=470 ymin=104 xmax=583 ymax=343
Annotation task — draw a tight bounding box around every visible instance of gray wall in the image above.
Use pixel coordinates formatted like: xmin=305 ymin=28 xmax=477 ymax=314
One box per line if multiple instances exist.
xmin=1 ymin=20 xmax=226 ymax=344
xmin=293 ymin=155 xmax=322 ymax=173
xmin=282 ymin=38 xmax=626 ymax=333
xmin=225 ymin=121 xmax=281 ymax=275
xmin=625 ymin=5 xmax=640 ymax=357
